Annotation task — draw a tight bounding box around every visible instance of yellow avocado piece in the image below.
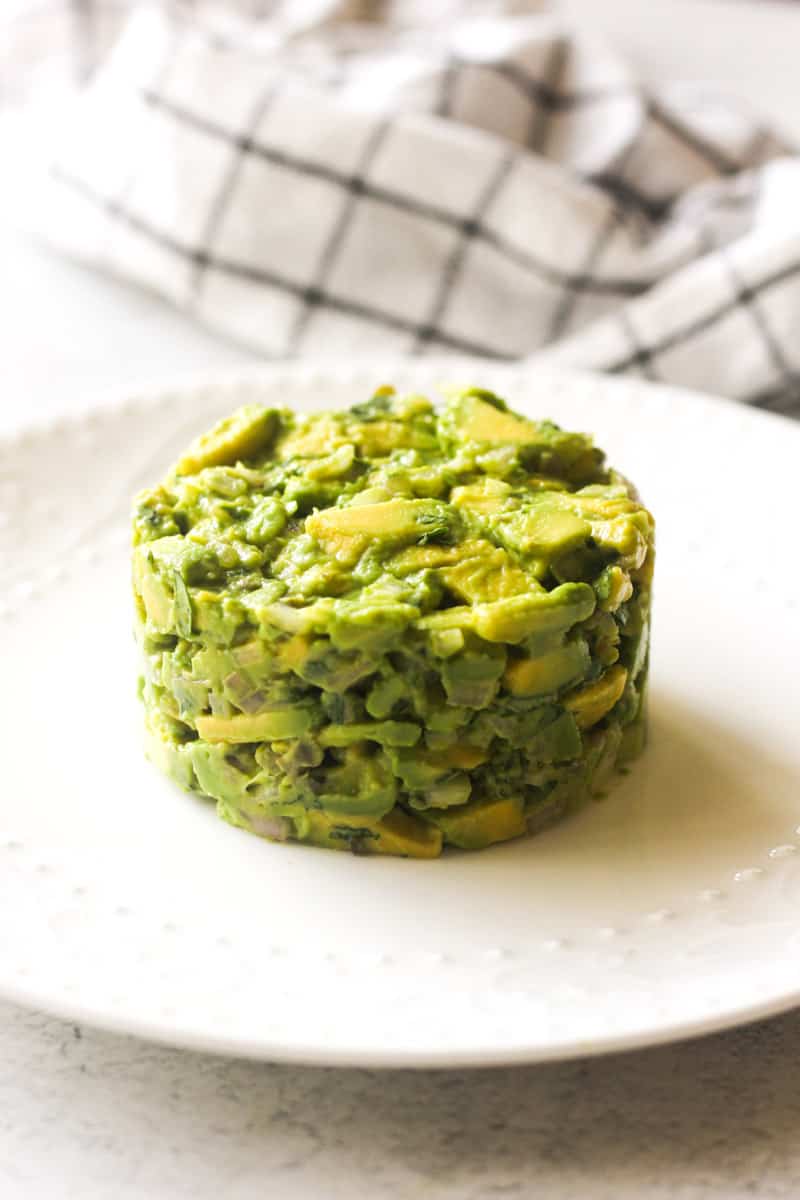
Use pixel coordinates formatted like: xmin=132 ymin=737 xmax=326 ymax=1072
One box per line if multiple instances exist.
xmin=232 ymin=640 xmax=263 ymax=667
xmin=430 ymin=745 xmax=487 ymax=770
xmin=390 ymin=538 xmax=532 ymax=602
xmin=171 ymin=405 xmax=279 ymax=475
xmin=500 ymin=506 xmax=591 ymax=557
xmin=196 ymin=708 xmax=313 ymax=743
xmin=301 ymin=808 xmax=443 ymax=858
xmin=590 ymin=512 xmax=652 ymax=570
xmin=353 ymin=420 xmax=420 ymax=457
xmin=471 ymin=584 xmax=595 ymax=643
xmin=306 ymin=499 xmax=437 ymax=543
xmin=450 ymin=478 xmax=512 ymax=515
xmin=459 ymin=396 xmax=538 ymax=444
xmin=440 ymin=543 xmax=532 ymax=603
xmin=389 ymin=543 xmax=460 ymax=572
xmin=142 ymin=710 xmax=196 ymax=792
xmin=424 ymin=796 xmax=527 ymax=851
xmin=133 ymin=555 xmax=173 ymax=631
xmin=276 ymin=415 xmax=347 ymax=460
xmin=563 ymin=664 xmax=628 ymax=730
xmin=599 ymin=565 xmax=633 ymax=613
xmin=505 ymin=638 xmax=590 ymax=697
xmin=275 ymin=634 xmax=313 ymax=672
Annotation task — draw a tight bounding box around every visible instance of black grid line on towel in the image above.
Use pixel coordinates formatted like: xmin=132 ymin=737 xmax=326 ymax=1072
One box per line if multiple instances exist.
xmin=546 ymin=133 xmax=644 ymax=341
xmin=412 ymin=150 xmax=515 ymax=353
xmin=722 ymin=254 xmax=800 ymax=402
xmin=190 ymin=80 xmax=283 ymax=300
xmin=524 ymin=36 xmax=569 ymax=153
xmin=52 ymin=167 xmax=512 ymax=359
xmin=433 ymin=55 xmax=756 ymax=219
xmin=586 ymin=97 xmax=780 ymax=220
xmin=750 ymin=380 xmax=800 ymax=417
xmin=587 ymin=172 xmax=672 ymax=221
xmin=463 ymin=57 xmax=636 ymax=114
xmin=169 ymin=17 xmax=777 ymax=192
xmin=434 ymin=51 xmax=641 ymax=161
xmin=545 ymin=206 xmax=623 ymax=343
xmin=614 ymin=310 xmax=657 ymax=381
xmin=647 ymin=98 xmax=740 ymax=176
xmin=435 ymin=55 xmax=458 ymax=120
xmin=606 ymin=254 xmax=800 ymax=378
xmin=138 ymin=87 xmax=650 ymax=300
xmin=287 ymin=117 xmax=394 ymax=352
xmin=179 ymin=14 xmax=639 ymax=115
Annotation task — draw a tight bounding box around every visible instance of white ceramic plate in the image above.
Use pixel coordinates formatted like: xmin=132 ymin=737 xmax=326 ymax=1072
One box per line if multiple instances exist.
xmin=1 ymin=363 xmax=799 ymax=1067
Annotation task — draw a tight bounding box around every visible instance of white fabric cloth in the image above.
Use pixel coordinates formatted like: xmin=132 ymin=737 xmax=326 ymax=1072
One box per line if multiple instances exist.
xmin=20 ymin=0 xmax=800 ymax=415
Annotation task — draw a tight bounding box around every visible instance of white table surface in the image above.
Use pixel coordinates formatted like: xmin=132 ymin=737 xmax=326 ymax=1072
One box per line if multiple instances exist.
xmin=3 ymin=3 xmax=800 ymax=1197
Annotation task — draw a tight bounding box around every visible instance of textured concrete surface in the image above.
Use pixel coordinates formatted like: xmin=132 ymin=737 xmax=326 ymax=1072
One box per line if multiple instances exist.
xmin=3 ymin=997 xmax=800 ymax=1199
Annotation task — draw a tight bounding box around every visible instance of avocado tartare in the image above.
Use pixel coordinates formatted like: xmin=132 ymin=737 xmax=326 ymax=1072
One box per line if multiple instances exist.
xmin=133 ymin=386 xmax=653 ymax=857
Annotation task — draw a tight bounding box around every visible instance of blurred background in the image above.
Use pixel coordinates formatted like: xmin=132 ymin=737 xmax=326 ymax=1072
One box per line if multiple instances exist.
xmin=2 ymin=0 xmax=800 ymax=430
xmin=4 ymin=1 xmax=798 ymax=135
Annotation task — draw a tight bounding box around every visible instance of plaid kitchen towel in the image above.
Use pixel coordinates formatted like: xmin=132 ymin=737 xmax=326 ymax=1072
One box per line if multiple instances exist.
xmin=19 ymin=0 xmax=800 ymax=415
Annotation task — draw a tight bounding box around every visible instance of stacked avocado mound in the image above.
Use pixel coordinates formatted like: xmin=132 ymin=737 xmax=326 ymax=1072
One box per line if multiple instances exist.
xmin=133 ymin=386 xmax=653 ymax=858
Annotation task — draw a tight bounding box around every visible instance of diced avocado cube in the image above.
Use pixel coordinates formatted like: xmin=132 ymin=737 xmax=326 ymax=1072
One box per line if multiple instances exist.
xmin=423 ymin=795 xmax=527 ymax=850
xmin=306 ymin=498 xmax=450 ymax=546
xmin=317 ymin=749 xmax=397 ymax=818
xmin=142 ymin=711 xmax=196 ymax=791
xmin=471 ymin=583 xmax=595 ymax=643
xmin=366 ymin=674 xmax=407 ymax=719
xmin=171 ymin=405 xmax=280 ymax=476
xmin=318 ymin=721 xmax=421 ymax=749
xmin=450 ymin=478 xmax=512 ymax=515
xmin=440 ymin=540 xmax=533 ymax=603
xmin=231 ymin=640 xmax=270 ymax=669
xmin=594 ymin=564 xmax=634 ymax=612
xmin=504 ymin=638 xmax=590 ymax=697
xmin=416 ymin=606 xmax=474 ymax=634
xmin=132 ymin=546 xmax=174 ymax=632
xmin=328 ymin=599 xmax=419 ymax=653
xmin=441 ymin=648 xmax=507 ymax=708
xmin=244 ymin=496 xmax=288 ymax=546
xmin=497 ymin=503 xmax=591 ymax=558
xmin=300 ymin=808 xmax=443 ymax=858
xmin=277 ymin=414 xmax=346 ymax=460
xmin=446 ymin=394 xmax=539 ymax=445
xmin=429 ymin=628 xmax=465 ymax=658
xmin=590 ymin=511 xmax=653 ymax=570
xmin=304 ymin=443 xmax=356 ymax=481
xmin=388 ymin=543 xmax=457 ymax=573
xmin=529 ymin=711 xmax=583 ymax=762
xmin=189 ymin=741 xmax=251 ymax=801
xmin=408 ymin=773 xmax=472 ymax=810
xmin=190 ymin=589 xmax=246 ymax=645
xmin=195 ymin=707 xmax=314 ymax=743
xmin=275 ymin=634 xmax=313 ymax=673
xmin=563 ymin=665 xmax=628 ymax=730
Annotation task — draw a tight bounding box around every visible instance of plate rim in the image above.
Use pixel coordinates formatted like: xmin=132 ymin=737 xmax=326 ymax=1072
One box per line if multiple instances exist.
xmin=2 ymin=359 xmax=799 ymax=1067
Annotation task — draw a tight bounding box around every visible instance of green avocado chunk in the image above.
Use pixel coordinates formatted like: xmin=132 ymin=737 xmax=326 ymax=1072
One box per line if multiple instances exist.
xmin=422 ymin=795 xmax=527 ymax=851
xmin=134 ymin=384 xmax=654 ymax=857
xmin=171 ymin=405 xmax=280 ymax=476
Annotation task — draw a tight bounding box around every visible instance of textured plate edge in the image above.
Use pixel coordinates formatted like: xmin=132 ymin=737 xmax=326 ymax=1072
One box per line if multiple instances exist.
xmin=2 ymin=357 xmax=799 ymax=451
xmin=4 ymin=971 xmax=800 ymax=1069
xmin=3 ymin=360 xmax=800 ymax=1067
